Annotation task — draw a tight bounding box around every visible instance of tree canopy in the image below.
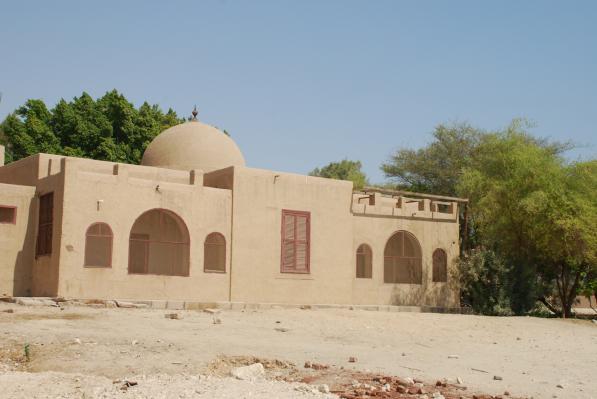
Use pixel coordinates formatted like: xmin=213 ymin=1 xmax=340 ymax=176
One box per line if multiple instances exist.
xmin=381 ymin=122 xmax=484 ymax=196
xmin=382 ymin=119 xmax=596 ymax=317
xmin=458 ymin=130 xmax=597 ymax=316
xmin=309 ymin=159 xmax=369 ymax=189
xmin=0 ymin=90 xmax=183 ymax=164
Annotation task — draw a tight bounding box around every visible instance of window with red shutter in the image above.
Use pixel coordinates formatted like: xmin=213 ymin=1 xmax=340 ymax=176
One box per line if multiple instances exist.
xmin=280 ymin=210 xmax=310 ymax=273
xmin=432 ymin=248 xmax=448 ymax=282
xmin=36 ymin=193 xmax=53 ymax=256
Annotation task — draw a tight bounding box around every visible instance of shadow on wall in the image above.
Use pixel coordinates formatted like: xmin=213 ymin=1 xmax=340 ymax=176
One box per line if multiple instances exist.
xmin=12 ymin=196 xmax=36 ymax=296
xmin=388 ymin=261 xmax=460 ymax=307
xmin=389 ymin=282 xmax=458 ymax=307
xmin=389 ymin=284 xmax=425 ymax=306
xmin=429 ymin=255 xmax=461 ymax=307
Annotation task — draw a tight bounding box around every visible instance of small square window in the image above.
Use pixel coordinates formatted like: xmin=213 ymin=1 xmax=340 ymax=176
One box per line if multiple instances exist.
xmin=0 ymin=206 xmax=16 ymax=224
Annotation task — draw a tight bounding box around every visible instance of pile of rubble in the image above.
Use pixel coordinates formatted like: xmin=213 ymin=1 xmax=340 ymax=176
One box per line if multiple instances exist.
xmin=295 ymin=361 xmax=524 ymax=399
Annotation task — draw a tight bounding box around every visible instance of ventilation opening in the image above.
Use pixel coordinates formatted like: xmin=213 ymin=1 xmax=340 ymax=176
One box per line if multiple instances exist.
xmin=0 ymin=206 xmax=16 ymax=224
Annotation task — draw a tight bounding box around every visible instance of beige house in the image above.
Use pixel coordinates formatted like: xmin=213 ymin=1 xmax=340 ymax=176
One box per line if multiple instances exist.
xmin=0 ymin=115 xmax=463 ymax=308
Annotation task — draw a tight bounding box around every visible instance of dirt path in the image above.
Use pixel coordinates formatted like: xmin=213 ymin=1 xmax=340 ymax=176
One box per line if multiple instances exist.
xmin=1 ymin=302 xmax=595 ymax=398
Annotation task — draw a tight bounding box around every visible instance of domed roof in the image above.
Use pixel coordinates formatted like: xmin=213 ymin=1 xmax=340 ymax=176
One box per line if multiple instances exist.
xmin=141 ymin=117 xmax=245 ymax=173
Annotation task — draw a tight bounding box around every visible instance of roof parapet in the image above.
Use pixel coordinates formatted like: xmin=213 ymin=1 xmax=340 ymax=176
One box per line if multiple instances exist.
xmin=360 ymin=186 xmax=469 ymax=203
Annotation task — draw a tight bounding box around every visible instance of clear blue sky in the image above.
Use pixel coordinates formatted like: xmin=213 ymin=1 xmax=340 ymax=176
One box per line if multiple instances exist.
xmin=1 ymin=0 xmax=595 ymax=182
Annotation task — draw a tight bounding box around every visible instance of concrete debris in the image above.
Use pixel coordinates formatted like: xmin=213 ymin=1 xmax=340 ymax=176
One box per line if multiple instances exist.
xmin=457 ymin=377 xmax=464 ymax=385
xmin=203 ymin=308 xmax=221 ymax=314
xmin=14 ymin=297 xmax=57 ymax=307
xmin=401 ymin=377 xmax=415 ymax=385
xmin=348 ymin=356 xmax=357 ymax=363
xmin=230 ymin=363 xmax=265 ymax=381
xmin=165 ymin=313 xmax=182 ymax=320
xmin=304 ymin=361 xmax=329 ymax=370
xmin=318 ymin=384 xmax=330 ymax=394
xmin=408 ymin=385 xmax=425 ymax=394
xmin=275 ymin=327 xmax=289 ymax=332
xmin=114 ymin=380 xmax=138 ymax=391
xmin=213 ymin=315 xmax=222 ymax=324
xmin=115 ymin=301 xmax=136 ymax=308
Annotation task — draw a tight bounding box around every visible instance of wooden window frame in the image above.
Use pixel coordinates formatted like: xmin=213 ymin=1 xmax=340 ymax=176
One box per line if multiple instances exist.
xmin=383 ymin=230 xmax=422 ymax=285
xmin=127 ymin=208 xmax=190 ymax=277
xmin=204 ymin=232 xmax=227 ymax=273
xmin=36 ymin=192 xmax=54 ymax=257
xmin=84 ymin=222 xmax=114 ymax=268
xmin=280 ymin=209 xmax=311 ymax=274
xmin=0 ymin=206 xmax=17 ymax=225
xmin=432 ymin=248 xmax=448 ymax=283
xmin=356 ymin=243 xmax=373 ymax=279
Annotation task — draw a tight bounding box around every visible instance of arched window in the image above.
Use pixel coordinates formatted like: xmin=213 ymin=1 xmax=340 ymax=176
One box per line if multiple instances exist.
xmin=128 ymin=209 xmax=190 ymax=276
xmin=384 ymin=230 xmax=422 ymax=284
xmin=356 ymin=244 xmax=372 ymax=278
xmin=84 ymin=223 xmax=113 ymax=267
xmin=204 ymin=232 xmax=226 ymax=273
xmin=432 ymin=248 xmax=448 ymax=282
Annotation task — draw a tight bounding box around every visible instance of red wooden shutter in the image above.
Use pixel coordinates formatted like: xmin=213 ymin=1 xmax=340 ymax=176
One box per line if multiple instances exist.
xmin=280 ymin=210 xmax=310 ymax=273
xmin=295 ymin=214 xmax=308 ymax=272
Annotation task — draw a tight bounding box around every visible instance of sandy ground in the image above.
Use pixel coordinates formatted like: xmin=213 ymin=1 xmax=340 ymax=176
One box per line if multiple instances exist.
xmin=0 ymin=302 xmax=596 ymax=399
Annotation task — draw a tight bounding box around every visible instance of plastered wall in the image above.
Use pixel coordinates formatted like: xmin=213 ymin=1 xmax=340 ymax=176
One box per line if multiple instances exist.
xmin=351 ymin=214 xmax=460 ymax=307
xmin=228 ymin=167 xmax=356 ymax=304
xmin=0 ymin=183 xmax=36 ymax=296
xmin=56 ymin=158 xmax=232 ymax=301
xmin=0 ymin=154 xmax=461 ymax=307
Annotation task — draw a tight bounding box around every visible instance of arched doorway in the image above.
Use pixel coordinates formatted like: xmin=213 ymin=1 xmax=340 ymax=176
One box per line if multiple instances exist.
xmin=384 ymin=230 xmax=422 ymax=284
xmin=128 ymin=209 xmax=190 ymax=276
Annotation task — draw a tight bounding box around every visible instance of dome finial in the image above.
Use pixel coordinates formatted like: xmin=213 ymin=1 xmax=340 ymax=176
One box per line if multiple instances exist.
xmin=191 ymin=105 xmax=198 ymax=121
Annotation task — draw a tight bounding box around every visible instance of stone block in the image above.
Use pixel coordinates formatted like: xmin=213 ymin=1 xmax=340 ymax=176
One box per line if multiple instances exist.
xmin=149 ymin=300 xmax=167 ymax=309
xmin=166 ymin=301 xmax=185 ymax=310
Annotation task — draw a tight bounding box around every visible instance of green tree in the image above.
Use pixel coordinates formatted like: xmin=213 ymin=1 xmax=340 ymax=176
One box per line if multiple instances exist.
xmin=381 ymin=122 xmax=486 ymax=252
xmin=309 ymin=159 xmax=369 ymax=189
xmin=381 ymin=122 xmax=484 ymax=196
xmin=456 ymin=248 xmax=513 ymax=315
xmin=1 ymin=90 xmax=184 ymax=164
xmin=457 ymin=130 xmax=597 ymax=317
